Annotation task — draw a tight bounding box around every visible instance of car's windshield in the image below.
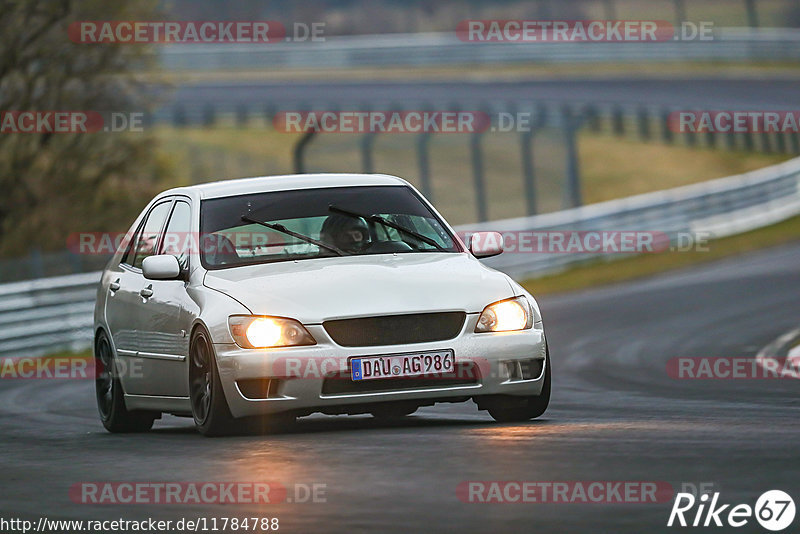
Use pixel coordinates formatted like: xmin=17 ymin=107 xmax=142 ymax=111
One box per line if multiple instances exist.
xmin=200 ymin=185 xmax=461 ymax=269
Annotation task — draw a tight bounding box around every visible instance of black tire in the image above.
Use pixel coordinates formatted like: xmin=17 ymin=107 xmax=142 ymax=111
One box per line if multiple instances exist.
xmin=95 ymin=331 xmax=157 ymax=433
xmin=487 ymin=346 xmax=551 ymax=423
xmin=370 ymin=402 xmax=418 ymax=420
xmin=189 ymin=327 xmax=237 ymax=437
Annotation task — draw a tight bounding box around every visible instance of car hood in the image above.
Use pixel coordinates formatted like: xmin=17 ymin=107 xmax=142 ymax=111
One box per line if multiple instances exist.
xmin=203 ymin=252 xmax=514 ymax=323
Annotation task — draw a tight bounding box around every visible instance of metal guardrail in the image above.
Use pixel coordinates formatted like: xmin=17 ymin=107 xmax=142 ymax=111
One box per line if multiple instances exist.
xmin=159 ymin=28 xmax=800 ymax=70
xmin=0 ymin=272 xmax=99 ymax=358
xmin=1 ymin=155 xmax=799 ymax=357
xmin=464 ymin=156 xmax=800 ymax=278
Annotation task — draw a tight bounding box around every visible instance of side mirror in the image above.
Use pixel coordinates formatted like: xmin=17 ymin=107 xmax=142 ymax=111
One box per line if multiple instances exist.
xmin=469 ymin=232 xmax=504 ymax=258
xmin=142 ymin=255 xmax=182 ymax=280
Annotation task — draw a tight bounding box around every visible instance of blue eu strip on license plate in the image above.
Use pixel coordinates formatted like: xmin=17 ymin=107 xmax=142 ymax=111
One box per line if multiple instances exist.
xmin=351 ymin=358 xmax=363 ymax=381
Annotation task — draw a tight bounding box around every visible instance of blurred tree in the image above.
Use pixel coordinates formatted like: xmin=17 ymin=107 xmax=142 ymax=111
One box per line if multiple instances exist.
xmin=0 ymin=0 xmax=174 ymax=257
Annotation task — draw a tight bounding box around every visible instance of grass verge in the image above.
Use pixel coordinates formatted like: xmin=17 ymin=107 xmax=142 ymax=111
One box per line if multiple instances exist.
xmin=153 ymin=125 xmax=788 ymax=225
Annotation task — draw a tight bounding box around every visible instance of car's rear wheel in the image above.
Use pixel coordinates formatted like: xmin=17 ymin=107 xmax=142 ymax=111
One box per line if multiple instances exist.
xmin=95 ymin=331 xmax=157 ymax=433
xmin=190 ymin=327 xmax=237 ymax=436
xmin=487 ymin=345 xmax=551 ymax=423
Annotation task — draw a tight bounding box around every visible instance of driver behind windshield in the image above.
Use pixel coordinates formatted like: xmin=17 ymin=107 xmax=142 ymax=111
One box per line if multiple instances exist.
xmin=319 ymin=214 xmax=371 ymax=254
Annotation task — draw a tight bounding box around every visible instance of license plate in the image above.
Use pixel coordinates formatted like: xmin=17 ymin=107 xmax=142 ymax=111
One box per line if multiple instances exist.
xmin=350 ymin=350 xmax=455 ymax=381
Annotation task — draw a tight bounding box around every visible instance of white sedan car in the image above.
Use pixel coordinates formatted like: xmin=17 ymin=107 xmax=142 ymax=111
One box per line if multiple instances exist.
xmin=94 ymin=174 xmax=550 ymax=436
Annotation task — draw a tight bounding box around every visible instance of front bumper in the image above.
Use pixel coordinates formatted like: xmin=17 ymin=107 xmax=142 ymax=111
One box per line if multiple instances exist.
xmin=214 ymin=314 xmax=547 ymax=418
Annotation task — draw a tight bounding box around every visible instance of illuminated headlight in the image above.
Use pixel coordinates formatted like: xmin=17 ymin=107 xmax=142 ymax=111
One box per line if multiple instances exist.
xmin=475 ymin=296 xmax=533 ymax=333
xmin=228 ymin=316 xmax=316 ymax=349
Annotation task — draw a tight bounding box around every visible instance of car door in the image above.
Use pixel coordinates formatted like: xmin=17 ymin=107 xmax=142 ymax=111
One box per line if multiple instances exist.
xmin=136 ymin=199 xmax=194 ymax=397
xmin=108 ymin=199 xmax=174 ymax=395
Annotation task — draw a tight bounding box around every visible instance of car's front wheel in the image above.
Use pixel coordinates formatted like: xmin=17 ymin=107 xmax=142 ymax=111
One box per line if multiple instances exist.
xmin=486 ymin=345 xmax=551 ymax=423
xmin=189 ymin=327 xmax=237 ymax=437
xmin=95 ymin=331 xmax=157 ymax=433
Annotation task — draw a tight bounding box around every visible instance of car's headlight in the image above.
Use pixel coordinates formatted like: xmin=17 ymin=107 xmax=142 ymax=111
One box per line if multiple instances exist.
xmin=475 ymin=296 xmax=533 ymax=333
xmin=228 ymin=316 xmax=316 ymax=348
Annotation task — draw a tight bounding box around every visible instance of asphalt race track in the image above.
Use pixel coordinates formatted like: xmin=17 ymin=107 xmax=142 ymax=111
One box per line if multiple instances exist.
xmin=164 ymin=77 xmax=800 ymax=112
xmin=1 ymin=241 xmax=798 ymax=533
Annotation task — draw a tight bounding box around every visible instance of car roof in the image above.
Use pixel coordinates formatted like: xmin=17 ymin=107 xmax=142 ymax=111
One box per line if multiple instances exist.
xmin=160 ymin=173 xmax=410 ymax=200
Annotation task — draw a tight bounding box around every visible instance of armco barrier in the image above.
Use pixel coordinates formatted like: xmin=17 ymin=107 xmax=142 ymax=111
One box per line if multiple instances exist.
xmin=1 ymin=155 xmax=799 ymax=357
xmin=0 ymin=272 xmax=99 ymax=358
xmin=159 ymin=28 xmax=800 ymax=71
xmin=464 ymin=156 xmax=800 ymax=278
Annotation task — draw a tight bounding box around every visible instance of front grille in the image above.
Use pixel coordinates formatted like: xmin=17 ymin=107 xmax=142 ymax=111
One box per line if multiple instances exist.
xmin=323 ymin=312 xmax=466 ymax=347
xmin=321 ymin=361 xmax=480 ymax=395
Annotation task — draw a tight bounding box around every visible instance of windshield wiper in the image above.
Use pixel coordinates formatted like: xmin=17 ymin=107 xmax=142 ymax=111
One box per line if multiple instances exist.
xmin=328 ymin=205 xmax=445 ymax=251
xmin=241 ymin=215 xmax=345 ymax=256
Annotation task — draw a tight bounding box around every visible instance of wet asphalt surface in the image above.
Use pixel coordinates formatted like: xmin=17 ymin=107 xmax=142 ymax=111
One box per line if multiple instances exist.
xmin=1 ymin=241 xmax=799 ymax=533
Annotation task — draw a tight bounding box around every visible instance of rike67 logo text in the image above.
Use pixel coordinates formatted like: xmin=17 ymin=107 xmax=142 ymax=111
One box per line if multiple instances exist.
xmin=668 ymin=490 xmax=795 ymax=531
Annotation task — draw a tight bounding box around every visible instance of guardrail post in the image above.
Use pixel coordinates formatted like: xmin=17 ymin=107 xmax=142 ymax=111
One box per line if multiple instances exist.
xmin=235 ymin=104 xmax=248 ymax=127
xmin=537 ymin=0 xmax=553 ymax=19
xmin=293 ymin=131 xmax=316 ymax=173
xmin=359 ymin=104 xmax=377 ymax=173
xmin=521 ymin=105 xmax=549 ymax=216
xmin=684 ymin=127 xmax=697 ymax=148
xmin=361 ymin=132 xmax=377 ymax=173
xmin=264 ymin=103 xmax=276 ymax=127
xmin=470 ymin=130 xmax=488 ymax=222
xmin=776 ymin=132 xmax=788 ymax=154
xmin=705 ymin=129 xmax=717 ymax=149
xmin=742 ymin=130 xmax=755 ymax=151
xmin=744 ymin=0 xmax=759 ymax=27
xmin=416 ymin=132 xmax=433 ymax=202
xmin=586 ymin=105 xmax=601 ymax=132
xmin=673 ymin=0 xmax=687 ymax=29
xmin=661 ymin=109 xmax=674 ymax=144
xmin=603 ymin=0 xmax=617 ymax=19
xmin=637 ymin=107 xmax=651 ymax=141
xmin=173 ymin=105 xmax=187 ymax=127
xmin=202 ymin=104 xmax=216 ymax=127
xmin=791 ymin=132 xmax=800 ymax=154
xmin=521 ymin=128 xmax=537 ymax=216
xmin=562 ymin=107 xmax=583 ymax=209
xmin=760 ymin=133 xmax=773 ymax=153
xmin=612 ymin=106 xmax=625 ymax=136
xmin=724 ymin=131 xmax=736 ymax=151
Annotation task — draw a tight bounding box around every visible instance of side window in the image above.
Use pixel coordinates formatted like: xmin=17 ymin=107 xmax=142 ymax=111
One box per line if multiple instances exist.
xmin=120 ymin=224 xmax=138 ymax=266
xmin=131 ymin=201 xmax=173 ymax=269
xmin=161 ymin=201 xmax=192 ymax=271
